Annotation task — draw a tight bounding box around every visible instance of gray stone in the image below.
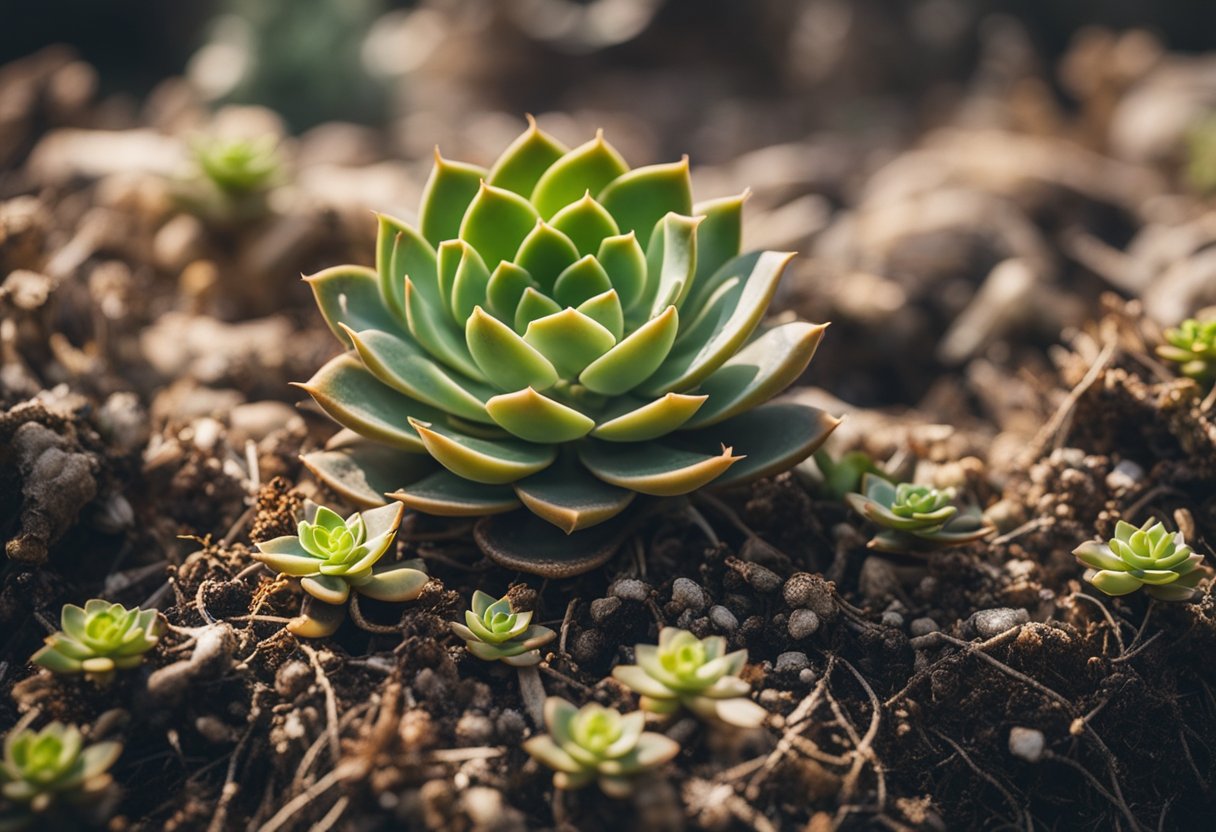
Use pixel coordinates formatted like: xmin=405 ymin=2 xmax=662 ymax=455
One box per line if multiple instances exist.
xmin=788 ymin=609 xmax=821 ymax=640
xmin=1008 ymin=726 xmax=1045 ymax=762
xmin=708 ymin=605 xmax=738 ymax=633
xmin=775 ymin=652 xmax=809 ymax=674
xmin=671 ymin=577 xmax=708 ymax=612
xmin=609 ymin=578 xmax=649 ymax=602
xmin=910 ymin=617 xmax=939 ymax=637
xmin=969 ymin=607 xmax=1029 ymax=639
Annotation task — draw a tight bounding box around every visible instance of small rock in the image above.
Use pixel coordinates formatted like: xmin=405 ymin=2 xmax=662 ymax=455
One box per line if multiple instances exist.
xmin=910 ymin=617 xmax=939 ymax=637
xmin=969 ymin=608 xmax=1029 ymax=639
xmin=609 ymin=578 xmax=649 ymax=602
xmin=455 ymin=712 xmax=494 ymax=745
xmin=758 ymin=689 xmax=782 ymax=709
xmin=274 ymin=660 xmax=311 ymax=698
xmin=1106 ymin=459 xmax=1145 ymax=492
xmin=228 ymin=401 xmax=303 ymax=445
xmin=495 ymin=710 xmax=527 ymax=744
xmin=881 ymin=611 xmax=905 ymax=628
xmin=571 ymin=629 xmax=603 ymax=664
xmin=799 ymin=668 xmax=818 ymax=685
xmin=708 ymin=605 xmax=738 ymax=633
xmin=671 ymin=577 xmax=708 ymax=612
xmin=413 ymin=668 xmax=447 ymax=701
xmin=1008 ymin=726 xmax=1045 ymax=762
xmin=153 ymin=213 xmax=206 ymax=272
xmin=775 ymin=652 xmax=809 ymax=674
xmin=589 ymin=596 xmax=621 ymax=624
xmin=788 ymin=609 xmax=821 ymax=640
xmin=740 ymin=561 xmax=782 ymax=593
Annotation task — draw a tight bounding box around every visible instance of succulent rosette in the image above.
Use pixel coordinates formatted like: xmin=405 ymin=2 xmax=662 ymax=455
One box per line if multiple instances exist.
xmin=523 ymin=697 xmax=679 ymax=797
xmin=845 ymin=474 xmax=993 ymax=553
xmin=297 ymin=120 xmax=838 ymax=575
xmin=611 ymin=627 xmax=766 ymax=727
xmin=450 ymin=590 xmax=555 ymax=666
xmin=253 ymin=501 xmax=428 ymax=637
xmin=1157 ymin=317 xmax=1216 ymax=384
xmin=1073 ymin=518 xmax=1206 ymax=602
xmin=0 ymin=721 xmax=121 ymax=829
xmin=31 ymin=600 xmax=161 ymax=684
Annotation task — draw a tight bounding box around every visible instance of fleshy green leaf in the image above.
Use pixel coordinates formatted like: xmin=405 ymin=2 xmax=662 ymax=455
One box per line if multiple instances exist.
xmin=301 ymin=574 xmax=350 ymax=605
xmin=592 ymin=393 xmax=707 ymax=442
xmin=550 ymin=193 xmax=621 ymax=257
xmin=597 ymin=232 xmax=647 ymax=313
xmin=524 ymin=308 xmax=617 ymax=378
xmin=288 ymin=596 xmax=346 ymax=638
xmin=685 ymin=403 xmax=841 ymax=490
xmin=684 ymin=322 xmax=827 ymax=428
xmin=641 ymin=251 xmax=794 ymax=395
xmin=598 ymin=158 xmax=693 ymax=249
xmin=690 ymin=192 xmax=746 ymax=287
xmin=404 ymin=277 xmax=486 ymax=381
xmin=486 ymin=261 xmax=539 ymax=322
xmin=409 ymin=418 xmax=557 ymax=484
xmin=553 ymin=255 xmax=614 ymax=308
xmin=466 ymin=306 xmax=560 ymax=391
xmin=357 ymin=562 xmax=429 ymax=602
xmin=514 ymin=462 xmax=635 ymax=533
xmin=579 ymin=306 xmax=679 ymax=395
xmin=485 ymin=387 xmax=596 ymax=442
xmin=376 ymin=213 xmax=439 ymax=316
xmin=308 ymin=266 xmax=406 ymax=347
xmin=419 ymin=149 xmax=487 ymax=247
xmin=579 ymin=439 xmax=740 ymax=496
xmin=514 ymin=287 xmax=563 ymax=333
xmin=390 ymin=469 xmax=520 ymax=516
xmin=514 ymin=221 xmax=580 ymax=292
xmin=448 ymin=242 xmax=492 ymax=323
xmin=301 ymin=440 xmax=436 ymax=507
xmin=640 ymin=213 xmax=701 ymax=320
xmin=459 ymin=181 xmax=540 ymax=269
xmin=577 ymin=289 xmax=625 ymax=341
xmin=531 ymin=132 xmax=629 ymax=220
xmin=487 ymin=117 xmax=568 ymax=196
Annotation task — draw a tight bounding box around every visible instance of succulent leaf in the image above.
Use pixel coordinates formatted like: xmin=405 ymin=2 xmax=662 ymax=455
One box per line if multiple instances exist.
xmin=420 ymin=150 xmax=487 ymax=246
xmin=1073 ymin=517 xmax=1206 ymax=601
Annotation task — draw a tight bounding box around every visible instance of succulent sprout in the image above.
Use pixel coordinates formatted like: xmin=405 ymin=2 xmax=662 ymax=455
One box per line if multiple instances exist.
xmin=0 ymin=720 xmax=121 ymax=828
xmin=806 ymin=448 xmax=885 ymax=500
xmin=297 ymin=121 xmax=839 ymax=576
xmin=31 ymin=599 xmax=161 ymax=684
xmin=1074 ymin=518 xmax=1206 ymax=601
xmin=253 ymin=501 xmax=428 ymax=637
xmin=611 ymin=627 xmax=766 ymax=727
xmin=1157 ymin=317 xmax=1216 ymax=384
xmin=192 ymin=135 xmax=281 ymax=195
xmin=523 ymin=697 xmax=679 ymax=797
xmin=450 ymin=590 xmax=555 ymax=666
xmin=845 ymin=474 xmax=993 ymax=553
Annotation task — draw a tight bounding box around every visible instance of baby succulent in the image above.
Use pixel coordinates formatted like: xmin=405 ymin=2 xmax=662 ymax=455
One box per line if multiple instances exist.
xmin=298 ymin=120 xmax=839 ymax=576
xmin=612 ymin=627 xmax=766 ymax=727
xmin=192 ymin=134 xmax=281 ymax=195
xmin=253 ymin=501 xmax=428 ymax=637
xmin=1074 ymin=518 xmax=1206 ymax=601
xmin=1157 ymin=317 xmax=1216 ymax=384
xmin=523 ymin=697 xmax=679 ymax=797
xmin=845 ymin=474 xmax=993 ymax=553
xmin=0 ymin=721 xmax=121 ymax=829
xmin=31 ymin=599 xmax=161 ymax=684
xmin=450 ymin=590 xmax=555 ymax=666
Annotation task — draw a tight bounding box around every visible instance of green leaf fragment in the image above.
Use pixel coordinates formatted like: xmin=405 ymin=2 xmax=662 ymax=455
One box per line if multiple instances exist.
xmin=487 ymin=116 xmax=568 ymax=196
xmin=524 ymin=308 xmax=617 ymax=378
xmin=466 ymin=306 xmax=559 ymax=391
xmin=514 ymin=221 xmax=580 ymax=292
xmin=419 ymin=149 xmax=487 ymax=247
xmin=597 ymin=158 xmax=693 ymax=248
xmin=408 ymin=418 xmax=557 ymax=484
xmin=459 ymin=181 xmax=540 ymax=269
xmin=579 ymin=306 xmax=679 ymax=395
xmin=531 ymin=131 xmax=629 ymax=220
xmin=485 ymin=387 xmax=596 ymax=442
xmin=553 ymin=255 xmax=614 ymax=308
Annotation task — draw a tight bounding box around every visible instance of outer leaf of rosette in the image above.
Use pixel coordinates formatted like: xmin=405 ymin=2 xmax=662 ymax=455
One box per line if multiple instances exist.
xmin=553 ymin=255 xmax=613 ymax=308
xmin=485 ymin=387 xmax=595 ymax=442
xmin=549 ymin=193 xmax=620 ymax=257
xmin=579 ymin=306 xmax=679 ymax=396
xmin=294 ymin=353 xmax=446 ymax=453
xmin=459 ymin=181 xmax=539 ymax=269
xmin=302 ymin=436 xmax=438 ymax=508
xmin=638 ymin=212 xmax=701 ymax=321
xmin=683 ymin=321 xmax=828 ymax=428
xmin=596 ymin=232 xmax=647 ymax=314
xmin=339 ymin=324 xmax=497 ymax=424
xmin=513 ymin=458 xmax=635 ymax=534
xmin=597 ymin=157 xmax=692 ymax=249
xmin=530 ymin=130 xmax=629 ymax=220
xmin=465 ymin=306 xmax=559 ymax=391
xmin=640 ymin=250 xmax=794 ymax=396
xmin=375 ymin=213 xmax=438 ymax=320
xmin=513 ymin=221 xmax=580 ymax=292
xmin=487 ymin=116 xmax=568 ymax=197
xmin=578 ymin=438 xmax=740 ymax=497
xmin=689 ymin=191 xmax=746 ymax=289
xmin=523 ymin=308 xmax=617 ymax=379
xmin=408 ymin=418 xmax=557 ymax=485
xmin=591 ymin=392 xmax=707 ymax=442
xmin=474 ymin=508 xmax=636 ymax=578
xmin=390 ymin=469 xmax=520 ymax=516
xmin=307 ymin=265 xmax=406 ymax=348
xmin=419 ymin=148 xmax=487 ymax=247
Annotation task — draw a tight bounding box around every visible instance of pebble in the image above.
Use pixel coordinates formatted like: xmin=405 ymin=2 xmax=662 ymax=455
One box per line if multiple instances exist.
xmin=709 ymin=605 xmax=739 ymax=633
xmin=609 ymin=578 xmax=649 ymax=602
xmin=782 ymin=572 xmax=836 ymax=618
xmin=741 ymin=562 xmax=782 ymax=593
xmin=1008 ymin=726 xmax=1045 ymax=762
xmin=775 ymin=651 xmax=809 ymax=674
xmin=788 ymin=609 xmax=821 ymax=640
xmin=969 ymin=607 xmax=1029 ymax=639
xmin=455 ymin=712 xmax=494 ymax=745
xmin=881 ymin=611 xmax=905 ymax=628
xmin=758 ymin=689 xmax=783 ymax=709
xmin=910 ymin=617 xmax=939 ymax=637
xmin=671 ymin=577 xmax=708 ymax=612
xmin=799 ymin=668 xmax=818 ymax=685
xmin=413 ymin=668 xmax=447 ymax=700
xmin=1106 ymin=459 xmax=1145 ymax=492
xmin=589 ymin=596 xmax=620 ymax=624
xmin=495 ymin=710 xmax=527 ymax=744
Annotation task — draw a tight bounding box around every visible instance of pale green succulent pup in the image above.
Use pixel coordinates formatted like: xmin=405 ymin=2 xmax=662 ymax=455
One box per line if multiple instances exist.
xmin=845 ymin=474 xmax=993 ymax=553
xmin=0 ymin=721 xmax=121 ymax=828
xmin=1157 ymin=317 xmax=1216 ymax=384
xmin=450 ymin=590 xmax=555 ymax=666
xmin=524 ymin=697 xmax=679 ymax=797
xmin=31 ymin=600 xmax=161 ymax=684
xmin=1074 ymin=518 xmax=1206 ymax=601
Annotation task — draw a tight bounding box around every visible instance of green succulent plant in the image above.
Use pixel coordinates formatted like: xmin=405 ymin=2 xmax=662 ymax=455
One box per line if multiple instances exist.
xmin=0 ymin=721 xmax=120 ymax=829
xmin=845 ymin=474 xmax=993 ymax=554
xmin=611 ymin=627 xmax=766 ymax=727
xmin=523 ymin=697 xmax=679 ymax=797
xmin=450 ymin=590 xmax=555 ymax=666
xmin=1157 ymin=317 xmax=1216 ymax=385
xmin=1074 ymin=518 xmax=1206 ymax=601
xmin=31 ymin=599 xmax=161 ymax=684
xmin=297 ymin=120 xmax=839 ymax=576
xmin=192 ymin=135 xmax=281 ymax=195
xmin=253 ymin=501 xmax=428 ymax=637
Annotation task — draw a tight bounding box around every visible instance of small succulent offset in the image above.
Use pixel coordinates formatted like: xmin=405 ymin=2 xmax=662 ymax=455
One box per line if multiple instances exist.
xmin=523 ymin=697 xmax=679 ymax=797
xmin=1074 ymin=518 xmax=1206 ymax=601
xmin=0 ymin=721 xmax=121 ymax=829
xmin=612 ymin=627 xmax=766 ymax=727
xmin=1157 ymin=317 xmax=1216 ymax=385
xmin=31 ymin=599 xmax=161 ymax=684
xmin=253 ymin=501 xmax=428 ymax=637
xmin=845 ymin=474 xmax=994 ymax=553
xmin=450 ymin=590 xmax=556 ymax=666
xmin=299 ymin=120 xmax=839 ymax=576
xmin=192 ymin=135 xmax=281 ymax=195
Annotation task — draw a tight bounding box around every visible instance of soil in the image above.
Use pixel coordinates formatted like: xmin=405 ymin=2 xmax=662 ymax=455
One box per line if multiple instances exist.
xmin=3 ymin=10 xmax=1216 ymax=832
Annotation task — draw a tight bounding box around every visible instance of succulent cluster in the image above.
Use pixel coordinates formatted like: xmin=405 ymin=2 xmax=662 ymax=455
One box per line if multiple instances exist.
xmin=31 ymin=600 xmax=161 ymax=684
xmin=0 ymin=721 xmax=121 ymax=829
xmin=1074 ymin=518 xmax=1206 ymax=601
xmin=845 ymin=474 xmax=993 ymax=553
xmin=1157 ymin=317 xmax=1216 ymax=385
xmin=253 ymin=502 xmax=428 ymax=637
xmin=450 ymin=590 xmax=555 ymax=666
xmin=523 ymin=697 xmax=679 ymax=797
xmin=612 ymin=627 xmax=765 ymax=727
xmin=299 ymin=121 xmax=838 ymax=575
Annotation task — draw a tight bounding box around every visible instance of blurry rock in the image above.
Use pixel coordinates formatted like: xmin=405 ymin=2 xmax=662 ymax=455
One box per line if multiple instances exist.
xmin=140 ymin=312 xmax=295 ymax=384
xmin=228 ymin=401 xmax=303 ymax=446
xmin=153 ymin=214 xmax=207 ymax=272
xmin=1008 ymin=726 xmax=1045 ymax=763
xmin=27 ymin=128 xmax=184 ymax=184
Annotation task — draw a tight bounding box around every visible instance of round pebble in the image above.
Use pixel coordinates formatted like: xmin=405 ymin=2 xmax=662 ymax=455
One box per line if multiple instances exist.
xmin=671 ymin=577 xmax=708 ymax=612
xmin=910 ymin=617 xmax=939 ymax=637
xmin=1008 ymin=726 xmax=1045 ymax=762
xmin=969 ymin=608 xmax=1029 ymax=639
xmin=775 ymin=651 xmax=809 ymax=674
xmin=589 ymin=596 xmax=621 ymax=624
xmin=788 ymin=608 xmax=821 ymax=640
xmin=881 ymin=611 xmax=905 ymax=628
xmin=709 ymin=605 xmax=739 ymax=633
xmin=610 ymin=578 xmax=650 ymax=602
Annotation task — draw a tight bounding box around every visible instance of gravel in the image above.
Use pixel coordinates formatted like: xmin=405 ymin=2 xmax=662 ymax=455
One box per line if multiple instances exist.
xmin=788 ymin=608 xmax=821 ymax=640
